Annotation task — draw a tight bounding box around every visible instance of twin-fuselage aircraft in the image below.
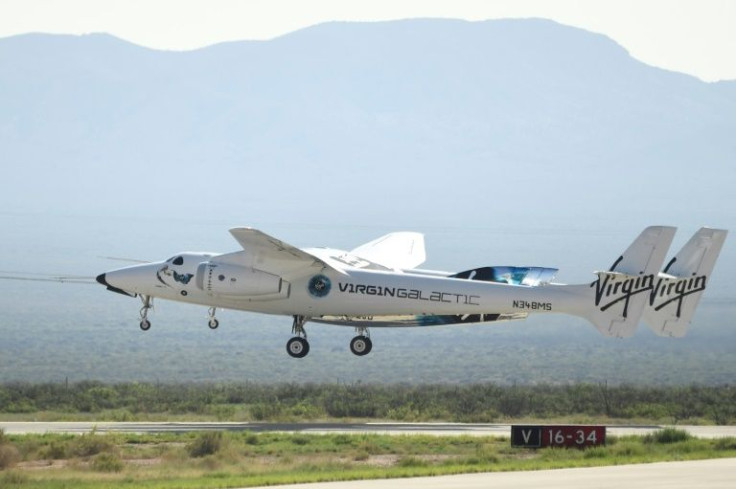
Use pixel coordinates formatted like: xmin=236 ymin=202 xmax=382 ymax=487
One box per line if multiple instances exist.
xmin=96 ymin=226 xmax=727 ymax=358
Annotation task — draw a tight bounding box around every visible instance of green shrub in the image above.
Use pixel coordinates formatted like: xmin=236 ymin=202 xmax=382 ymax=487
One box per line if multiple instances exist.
xmin=1 ymin=471 xmax=28 ymax=485
xmin=583 ymin=446 xmax=608 ymax=458
xmin=250 ymin=403 xmax=282 ymax=420
xmin=92 ymin=452 xmax=124 ymax=472
xmin=464 ymin=447 xmax=499 ymax=465
xmin=196 ymin=455 xmax=221 ymax=470
xmin=243 ymin=433 xmax=259 ymax=445
xmin=207 ymin=404 xmax=236 ymax=421
xmin=109 ymin=409 xmax=135 ymax=421
xmin=188 ymin=432 xmax=224 ymax=458
xmin=0 ymin=444 xmax=20 ymax=470
xmin=42 ymin=441 xmax=68 ymax=460
xmin=541 ymin=447 xmax=585 ymax=461
xmin=357 ymin=440 xmax=381 ymax=455
xmin=643 ymin=428 xmax=692 ymax=444
xmin=286 ymin=401 xmax=322 ymax=418
xmin=397 ymin=455 xmax=428 ymax=467
xmin=714 ymin=438 xmax=736 ymax=450
xmin=611 ymin=441 xmax=646 ymax=457
xmin=291 ymin=435 xmax=310 ymax=446
xmin=332 ymin=435 xmax=354 ymax=446
xmin=353 ymin=450 xmax=370 ymax=461
xmin=71 ymin=434 xmax=113 ymax=457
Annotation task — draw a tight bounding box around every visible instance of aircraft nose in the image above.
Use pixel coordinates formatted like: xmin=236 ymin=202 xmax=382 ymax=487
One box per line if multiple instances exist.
xmin=96 ymin=273 xmax=108 ymax=287
xmin=96 ymin=268 xmax=142 ymax=298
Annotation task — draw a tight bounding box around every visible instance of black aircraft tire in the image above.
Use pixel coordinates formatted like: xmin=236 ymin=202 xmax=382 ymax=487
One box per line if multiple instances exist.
xmin=286 ymin=337 xmax=310 ymax=358
xmin=350 ymin=336 xmax=372 ymax=356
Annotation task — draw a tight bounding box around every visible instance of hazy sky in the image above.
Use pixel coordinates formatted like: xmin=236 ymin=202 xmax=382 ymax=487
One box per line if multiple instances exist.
xmin=2 ymin=0 xmax=735 ymax=82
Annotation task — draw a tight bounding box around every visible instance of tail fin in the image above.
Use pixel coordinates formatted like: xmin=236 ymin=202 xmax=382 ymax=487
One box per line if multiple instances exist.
xmin=643 ymin=227 xmax=728 ymax=337
xmin=580 ymin=226 xmax=677 ymax=338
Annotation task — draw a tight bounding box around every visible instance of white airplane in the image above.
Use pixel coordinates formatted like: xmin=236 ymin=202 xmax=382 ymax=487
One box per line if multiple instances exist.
xmin=95 ymin=226 xmax=727 ymax=358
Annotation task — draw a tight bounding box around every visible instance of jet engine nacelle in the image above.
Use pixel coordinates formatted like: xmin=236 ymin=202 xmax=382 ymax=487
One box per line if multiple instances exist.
xmin=196 ymin=262 xmax=282 ymax=296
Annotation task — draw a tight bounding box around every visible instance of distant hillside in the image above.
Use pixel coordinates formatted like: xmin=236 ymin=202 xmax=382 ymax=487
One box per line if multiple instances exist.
xmin=1 ymin=19 xmax=734 ymax=227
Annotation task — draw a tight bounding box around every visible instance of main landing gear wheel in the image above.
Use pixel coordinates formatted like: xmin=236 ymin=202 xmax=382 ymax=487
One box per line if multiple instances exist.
xmin=139 ymin=319 xmax=151 ymax=331
xmin=350 ymin=335 xmax=372 ymax=356
xmin=287 ymin=315 xmax=310 ymax=358
xmin=286 ymin=337 xmax=310 ymax=358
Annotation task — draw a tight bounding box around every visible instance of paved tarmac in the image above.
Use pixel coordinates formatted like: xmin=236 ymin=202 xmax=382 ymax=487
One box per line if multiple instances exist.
xmin=254 ymin=458 xmax=736 ymax=489
xmin=2 ymin=421 xmax=736 ymax=438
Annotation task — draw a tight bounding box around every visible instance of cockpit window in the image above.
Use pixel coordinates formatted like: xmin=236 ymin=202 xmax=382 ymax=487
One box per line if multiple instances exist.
xmin=172 ymin=256 xmax=184 ymax=266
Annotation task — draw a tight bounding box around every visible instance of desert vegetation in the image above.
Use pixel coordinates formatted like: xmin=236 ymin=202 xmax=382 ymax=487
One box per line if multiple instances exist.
xmin=1 ymin=381 xmax=734 ymax=425
xmin=1 ymin=428 xmax=735 ymax=488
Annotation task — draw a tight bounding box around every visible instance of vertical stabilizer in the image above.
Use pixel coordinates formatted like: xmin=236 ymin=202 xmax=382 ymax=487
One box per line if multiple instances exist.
xmin=581 ymin=226 xmax=677 ymax=338
xmin=644 ymin=228 xmax=728 ymax=337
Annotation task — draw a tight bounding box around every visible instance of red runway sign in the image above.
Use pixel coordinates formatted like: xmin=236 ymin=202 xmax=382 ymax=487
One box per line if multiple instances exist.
xmin=511 ymin=425 xmax=606 ymax=448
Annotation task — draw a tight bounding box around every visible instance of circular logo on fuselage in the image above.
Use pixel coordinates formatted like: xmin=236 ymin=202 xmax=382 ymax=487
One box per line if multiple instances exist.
xmin=308 ymin=275 xmax=331 ymax=298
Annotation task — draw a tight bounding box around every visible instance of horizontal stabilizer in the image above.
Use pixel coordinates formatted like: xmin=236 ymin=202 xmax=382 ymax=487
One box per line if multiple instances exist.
xmin=644 ymin=227 xmax=728 ymax=337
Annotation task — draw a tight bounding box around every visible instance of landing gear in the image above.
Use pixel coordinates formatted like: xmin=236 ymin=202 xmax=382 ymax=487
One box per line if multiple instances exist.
xmin=287 ymin=315 xmax=310 ymax=358
xmin=350 ymin=327 xmax=372 ymax=356
xmin=286 ymin=337 xmax=309 ymax=358
xmin=207 ymin=307 xmax=219 ymax=329
xmin=139 ymin=295 xmax=153 ymax=331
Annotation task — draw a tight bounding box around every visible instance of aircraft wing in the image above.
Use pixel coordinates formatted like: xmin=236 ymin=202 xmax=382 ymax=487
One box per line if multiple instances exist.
xmin=228 ymin=228 xmax=345 ymax=275
xmin=350 ymin=232 xmax=426 ymax=270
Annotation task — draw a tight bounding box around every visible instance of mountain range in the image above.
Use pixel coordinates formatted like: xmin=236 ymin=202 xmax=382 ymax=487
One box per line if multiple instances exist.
xmin=1 ymin=19 xmax=734 ymax=227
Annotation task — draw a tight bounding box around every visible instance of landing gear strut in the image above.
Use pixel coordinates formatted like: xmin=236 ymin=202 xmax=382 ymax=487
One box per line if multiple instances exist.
xmin=287 ymin=315 xmax=310 ymax=358
xmin=139 ymin=295 xmax=153 ymax=331
xmin=207 ymin=307 xmax=219 ymax=329
xmin=350 ymin=327 xmax=372 ymax=356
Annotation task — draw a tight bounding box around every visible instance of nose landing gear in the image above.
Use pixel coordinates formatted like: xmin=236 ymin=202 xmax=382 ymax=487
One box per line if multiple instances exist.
xmin=139 ymin=295 xmax=153 ymax=331
xmin=207 ymin=307 xmax=219 ymax=329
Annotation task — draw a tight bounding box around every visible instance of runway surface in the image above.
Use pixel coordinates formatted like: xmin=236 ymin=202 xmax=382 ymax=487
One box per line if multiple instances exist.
xmin=2 ymin=421 xmax=736 ymax=438
xmin=255 ymin=458 xmax=736 ymax=489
